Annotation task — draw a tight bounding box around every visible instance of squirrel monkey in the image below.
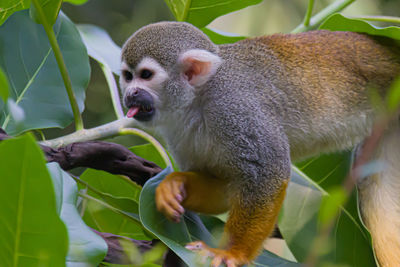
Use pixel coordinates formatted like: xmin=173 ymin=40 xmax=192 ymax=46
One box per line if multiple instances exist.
xmin=120 ymin=22 xmax=400 ymax=266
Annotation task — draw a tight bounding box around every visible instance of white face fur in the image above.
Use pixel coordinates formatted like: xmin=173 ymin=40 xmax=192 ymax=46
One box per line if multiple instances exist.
xmin=120 ymin=58 xmax=169 ymax=108
xmin=120 ymin=49 xmax=222 ymax=125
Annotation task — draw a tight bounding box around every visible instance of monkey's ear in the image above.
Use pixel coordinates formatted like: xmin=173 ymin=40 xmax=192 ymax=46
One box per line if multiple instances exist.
xmin=179 ymin=49 xmax=222 ymax=87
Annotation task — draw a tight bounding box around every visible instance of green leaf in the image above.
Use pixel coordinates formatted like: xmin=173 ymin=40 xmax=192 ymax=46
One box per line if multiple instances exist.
xmin=130 ymin=143 xmax=168 ymax=170
xmin=140 ymin=167 xmax=299 ymax=266
xmin=279 ymin=167 xmax=375 ymax=266
xmin=0 ymin=10 xmax=89 ymax=135
xmin=386 ymin=77 xmax=400 ymax=112
xmin=201 ymin=27 xmax=245 ymax=44
xmin=0 ymin=134 xmax=68 ymax=266
xmin=0 ymin=0 xmax=30 ymax=26
xmin=29 ymin=0 xmax=62 ymax=26
xmin=319 ymin=13 xmax=400 ymax=41
xmin=318 ymin=187 xmax=347 ymax=226
xmin=80 ymin=168 xmax=151 ymax=240
xmin=130 ymin=143 xmax=180 ymax=171
xmin=295 ymin=151 xmax=352 ymax=188
xmin=78 ymin=24 xmax=122 ymax=75
xmin=47 ymin=163 xmax=108 ymax=265
xmin=80 ymin=169 xmax=141 ymax=214
xmin=164 ymin=0 xmax=262 ymax=28
xmin=0 ymin=67 xmax=9 ymax=101
xmin=64 ymin=0 xmax=89 ymax=5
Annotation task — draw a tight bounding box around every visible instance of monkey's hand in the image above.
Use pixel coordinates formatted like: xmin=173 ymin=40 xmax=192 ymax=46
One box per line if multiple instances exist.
xmin=155 ymin=172 xmax=186 ymax=222
xmin=155 ymin=171 xmax=230 ymax=222
xmin=186 ymin=241 xmax=248 ymax=267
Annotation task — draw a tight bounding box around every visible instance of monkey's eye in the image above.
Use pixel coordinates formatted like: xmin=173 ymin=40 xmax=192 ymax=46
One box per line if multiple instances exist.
xmin=123 ymin=70 xmax=133 ymax=82
xmin=140 ymin=69 xmax=153 ymax=80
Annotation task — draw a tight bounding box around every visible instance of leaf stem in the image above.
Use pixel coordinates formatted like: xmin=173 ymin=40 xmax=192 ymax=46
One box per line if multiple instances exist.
xmin=350 ymin=15 xmax=400 ymax=24
xmin=181 ymin=0 xmax=192 ymax=21
xmin=31 ymin=0 xmax=84 ymax=131
xmin=292 ymin=0 xmax=355 ymax=33
xmin=99 ymin=63 xmax=124 ymax=119
xmin=303 ymin=0 xmax=315 ymax=27
xmin=119 ymin=128 xmax=172 ymax=168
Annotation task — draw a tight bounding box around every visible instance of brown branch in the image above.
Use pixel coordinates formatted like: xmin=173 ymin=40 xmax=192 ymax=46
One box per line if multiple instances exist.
xmin=0 ymin=129 xmax=162 ymax=186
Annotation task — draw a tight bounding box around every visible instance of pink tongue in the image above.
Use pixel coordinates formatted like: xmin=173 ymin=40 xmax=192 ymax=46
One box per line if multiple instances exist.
xmin=127 ymin=107 xmax=140 ymax=118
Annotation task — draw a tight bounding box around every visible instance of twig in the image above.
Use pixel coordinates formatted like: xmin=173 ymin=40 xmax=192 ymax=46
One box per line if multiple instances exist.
xmin=30 ymin=0 xmax=84 ymax=130
xmin=292 ymin=0 xmax=355 ymax=33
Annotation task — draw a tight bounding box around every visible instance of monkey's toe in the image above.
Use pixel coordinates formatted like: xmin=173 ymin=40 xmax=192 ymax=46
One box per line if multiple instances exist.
xmin=186 ymin=241 xmax=248 ymax=267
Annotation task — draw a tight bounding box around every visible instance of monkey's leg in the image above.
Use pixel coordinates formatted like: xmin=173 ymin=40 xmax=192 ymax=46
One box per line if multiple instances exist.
xmin=155 ymin=171 xmax=230 ymax=222
xmin=358 ymin=124 xmax=400 ymax=267
xmin=186 ymin=180 xmax=288 ymax=267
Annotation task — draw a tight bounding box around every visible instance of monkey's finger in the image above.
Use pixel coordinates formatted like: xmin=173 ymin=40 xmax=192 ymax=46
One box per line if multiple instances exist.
xmin=163 ymin=183 xmax=185 ymax=214
xmin=171 ymin=180 xmax=185 ymax=202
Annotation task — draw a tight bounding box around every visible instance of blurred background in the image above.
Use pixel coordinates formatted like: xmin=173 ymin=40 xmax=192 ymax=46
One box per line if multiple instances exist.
xmin=48 ymin=0 xmax=399 ymax=146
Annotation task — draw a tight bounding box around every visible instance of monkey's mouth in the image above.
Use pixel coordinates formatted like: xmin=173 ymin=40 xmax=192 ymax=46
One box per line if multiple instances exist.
xmin=124 ymin=88 xmax=155 ymax=122
xmin=127 ymin=104 xmax=155 ymax=121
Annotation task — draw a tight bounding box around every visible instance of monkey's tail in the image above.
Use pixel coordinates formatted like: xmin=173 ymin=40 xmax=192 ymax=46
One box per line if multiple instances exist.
xmin=358 ymin=121 xmax=400 ymax=267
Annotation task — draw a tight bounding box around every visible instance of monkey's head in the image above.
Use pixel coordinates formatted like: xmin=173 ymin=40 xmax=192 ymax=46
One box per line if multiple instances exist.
xmin=120 ymin=22 xmax=222 ymax=124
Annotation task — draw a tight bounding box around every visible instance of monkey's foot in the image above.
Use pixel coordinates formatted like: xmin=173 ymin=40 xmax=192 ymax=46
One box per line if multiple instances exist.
xmin=155 ymin=174 xmax=186 ymax=222
xmin=186 ymin=241 xmax=249 ymax=267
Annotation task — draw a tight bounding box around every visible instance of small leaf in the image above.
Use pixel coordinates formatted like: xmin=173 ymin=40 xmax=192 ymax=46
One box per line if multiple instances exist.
xmin=64 ymin=0 xmax=89 ymax=4
xmin=0 ymin=67 xmax=9 ymax=101
xmin=164 ymin=0 xmax=262 ymax=28
xmin=0 ymin=134 xmax=68 ymax=266
xmin=130 ymin=143 xmax=179 ymax=171
xmin=0 ymin=0 xmax=30 ymax=26
xmin=202 ymin=27 xmax=245 ymax=44
xmin=47 ymin=163 xmax=108 ymax=265
xmin=29 ymin=0 xmax=62 ymax=26
xmin=319 ymin=13 xmax=400 ymax=40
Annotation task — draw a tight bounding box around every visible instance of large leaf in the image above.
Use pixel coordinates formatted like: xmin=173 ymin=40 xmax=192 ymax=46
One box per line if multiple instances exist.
xmin=0 ymin=0 xmax=30 ymax=26
xmin=0 ymin=134 xmax=68 ymax=266
xmin=0 ymin=10 xmax=89 ymax=135
xmin=140 ymin=167 xmax=299 ymax=266
xmin=164 ymin=0 xmax=262 ymax=28
xmin=279 ymin=167 xmax=375 ymax=266
xmin=78 ymin=24 xmax=122 ymax=75
xmin=319 ymin=13 xmax=400 ymax=41
xmin=47 ymin=163 xmax=108 ymax=266
xmin=80 ymin=168 xmax=151 ymax=240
